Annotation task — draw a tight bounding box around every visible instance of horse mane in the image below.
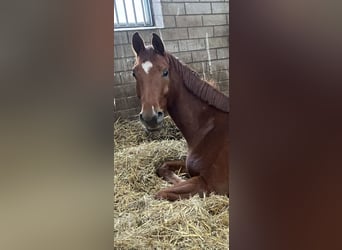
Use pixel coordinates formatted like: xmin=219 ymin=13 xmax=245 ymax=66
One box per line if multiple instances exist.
xmin=167 ymin=53 xmax=229 ymax=113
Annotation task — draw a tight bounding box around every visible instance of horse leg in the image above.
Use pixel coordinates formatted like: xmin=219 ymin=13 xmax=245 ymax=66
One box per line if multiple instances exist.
xmin=156 ymin=160 xmax=189 ymax=185
xmin=154 ymin=176 xmax=208 ymax=201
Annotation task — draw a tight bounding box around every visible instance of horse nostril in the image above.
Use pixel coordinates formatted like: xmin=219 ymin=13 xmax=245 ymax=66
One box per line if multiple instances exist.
xmin=156 ymin=111 xmax=164 ymax=123
xmin=139 ymin=113 xmax=143 ymax=120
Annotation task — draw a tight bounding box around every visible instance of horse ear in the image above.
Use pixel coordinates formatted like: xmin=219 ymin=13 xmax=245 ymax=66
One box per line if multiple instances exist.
xmin=152 ymin=33 xmax=165 ymax=55
xmin=132 ymin=32 xmax=145 ymax=55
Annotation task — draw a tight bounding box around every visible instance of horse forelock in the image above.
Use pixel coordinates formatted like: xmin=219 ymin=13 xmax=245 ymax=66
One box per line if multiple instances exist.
xmin=135 ymin=46 xmax=167 ymax=61
xmin=167 ymin=54 xmax=229 ymax=113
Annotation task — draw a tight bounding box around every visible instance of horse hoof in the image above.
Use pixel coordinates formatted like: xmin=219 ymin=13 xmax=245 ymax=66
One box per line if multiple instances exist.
xmin=154 ymin=192 xmax=166 ymax=200
xmin=156 ymin=164 xmax=166 ymax=176
xmin=155 ymin=167 xmax=162 ymax=177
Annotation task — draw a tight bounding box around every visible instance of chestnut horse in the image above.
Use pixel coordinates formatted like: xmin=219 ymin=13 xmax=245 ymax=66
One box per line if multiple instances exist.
xmin=132 ymin=32 xmax=229 ymax=201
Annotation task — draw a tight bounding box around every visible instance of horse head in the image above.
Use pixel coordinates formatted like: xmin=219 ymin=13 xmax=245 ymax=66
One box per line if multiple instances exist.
xmin=132 ymin=32 xmax=170 ymax=131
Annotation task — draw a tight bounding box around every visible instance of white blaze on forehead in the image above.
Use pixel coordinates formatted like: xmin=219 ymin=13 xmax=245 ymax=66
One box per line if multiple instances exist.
xmin=142 ymin=61 xmax=153 ymax=74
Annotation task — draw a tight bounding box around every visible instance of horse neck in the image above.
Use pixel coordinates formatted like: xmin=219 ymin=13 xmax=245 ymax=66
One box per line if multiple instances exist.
xmin=166 ymin=61 xmax=213 ymax=144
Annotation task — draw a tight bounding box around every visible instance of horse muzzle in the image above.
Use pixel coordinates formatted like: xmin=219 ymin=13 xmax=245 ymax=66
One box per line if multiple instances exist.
xmin=139 ymin=111 xmax=164 ymax=131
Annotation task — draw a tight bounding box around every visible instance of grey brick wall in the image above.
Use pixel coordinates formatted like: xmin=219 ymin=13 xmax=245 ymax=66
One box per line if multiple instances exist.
xmin=114 ymin=0 xmax=229 ymax=120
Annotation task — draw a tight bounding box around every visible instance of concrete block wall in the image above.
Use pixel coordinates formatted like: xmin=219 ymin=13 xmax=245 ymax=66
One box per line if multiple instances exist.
xmin=114 ymin=0 xmax=229 ymax=120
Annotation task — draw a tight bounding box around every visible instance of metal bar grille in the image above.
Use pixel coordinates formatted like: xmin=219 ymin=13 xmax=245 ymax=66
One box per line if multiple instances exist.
xmin=131 ymin=0 xmax=137 ymax=24
xmin=114 ymin=0 xmax=153 ymax=29
xmin=122 ymin=0 xmax=128 ymax=25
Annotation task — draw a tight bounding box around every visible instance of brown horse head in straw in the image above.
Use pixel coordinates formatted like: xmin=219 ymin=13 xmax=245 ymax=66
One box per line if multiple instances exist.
xmin=132 ymin=32 xmax=229 ymax=201
xmin=132 ymin=33 xmax=170 ymax=131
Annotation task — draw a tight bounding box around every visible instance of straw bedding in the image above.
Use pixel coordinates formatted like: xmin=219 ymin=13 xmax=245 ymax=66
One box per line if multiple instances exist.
xmin=114 ymin=117 xmax=229 ymax=249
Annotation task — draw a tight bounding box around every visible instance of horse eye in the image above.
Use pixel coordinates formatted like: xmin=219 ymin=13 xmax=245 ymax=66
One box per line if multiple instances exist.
xmin=162 ymin=70 xmax=168 ymax=77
